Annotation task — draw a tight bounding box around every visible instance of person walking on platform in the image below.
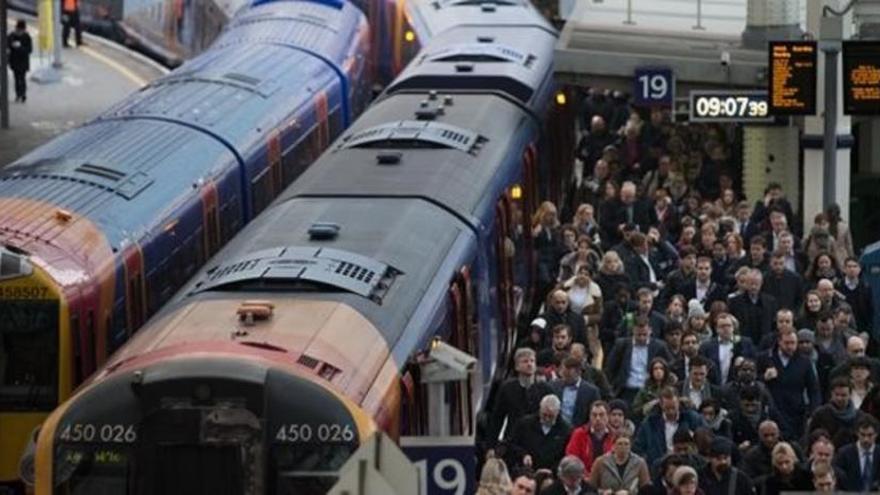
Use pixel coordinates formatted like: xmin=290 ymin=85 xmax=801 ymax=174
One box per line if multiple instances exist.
xmin=8 ymin=20 xmax=32 ymax=103
xmin=62 ymin=0 xmax=84 ymax=47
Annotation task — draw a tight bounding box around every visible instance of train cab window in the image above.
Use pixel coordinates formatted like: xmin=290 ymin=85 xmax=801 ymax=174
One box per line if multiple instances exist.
xmin=54 ymin=445 xmax=131 ymax=495
xmin=0 ymin=300 xmax=59 ymax=411
xmin=270 ymin=443 xmax=357 ymax=494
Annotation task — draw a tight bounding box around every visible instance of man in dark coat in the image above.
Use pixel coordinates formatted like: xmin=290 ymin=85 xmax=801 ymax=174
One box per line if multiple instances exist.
xmin=838 ymin=258 xmax=874 ymax=334
xmin=8 ymin=20 xmax=32 ymax=103
xmin=550 ymin=356 xmax=600 ymax=428
xmin=763 ymin=250 xmax=806 ymax=312
xmin=541 ymin=289 xmax=587 ymax=346
xmin=728 ymin=268 xmax=778 ymax=345
xmin=757 ymin=330 xmax=822 ymax=440
xmin=506 ymin=394 xmax=571 ymax=472
xmin=808 ymin=378 xmax=872 ymax=449
xmin=680 ymin=256 xmax=727 ymax=311
xmin=487 ymin=348 xmax=553 ymax=446
xmin=833 ymin=416 xmax=880 ymax=493
xmin=604 ymin=316 xmax=672 ymax=403
xmin=699 ymin=437 xmax=754 ymax=495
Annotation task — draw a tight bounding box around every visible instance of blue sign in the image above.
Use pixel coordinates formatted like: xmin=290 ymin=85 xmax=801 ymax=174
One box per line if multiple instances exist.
xmin=401 ymin=436 xmax=475 ymax=495
xmin=633 ymin=67 xmax=675 ymax=107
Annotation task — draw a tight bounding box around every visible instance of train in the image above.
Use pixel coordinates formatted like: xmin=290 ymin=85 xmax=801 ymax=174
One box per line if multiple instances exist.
xmin=30 ymin=0 xmax=559 ymax=492
xmin=0 ymin=1 xmax=373 ymax=491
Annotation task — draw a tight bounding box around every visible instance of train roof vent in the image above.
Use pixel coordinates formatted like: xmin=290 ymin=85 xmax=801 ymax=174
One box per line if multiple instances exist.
xmin=223 ymin=72 xmax=261 ymax=86
xmin=339 ymin=120 xmax=487 ymax=154
xmin=75 ymin=163 xmax=127 ymax=182
xmin=428 ymin=44 xmax=528 ymax=65
xmin=192 ymin=247 xmax=401 ymax=303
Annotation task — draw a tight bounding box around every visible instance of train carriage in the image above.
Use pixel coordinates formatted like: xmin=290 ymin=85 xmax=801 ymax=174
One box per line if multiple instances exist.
xmin=0 ymin=1 xmax=371 ymax=491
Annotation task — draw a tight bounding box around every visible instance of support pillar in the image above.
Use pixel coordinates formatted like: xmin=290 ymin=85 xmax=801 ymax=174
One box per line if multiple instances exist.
xmin=742 ymin=0 xmax=803 ymax=49
xmin=803 ymin=0 xmax=853 ymax=222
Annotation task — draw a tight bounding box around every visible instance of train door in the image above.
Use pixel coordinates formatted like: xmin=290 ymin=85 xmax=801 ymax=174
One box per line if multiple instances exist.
xmin=520 ymin=144 xmax=539 ymax=309
xmin=122 ymin=243 xmax=146 ymax=334
xmin=201 ymin=181 xmax=220 ymax=260
xmin=494 ymin=197 xmax=516 ymax=363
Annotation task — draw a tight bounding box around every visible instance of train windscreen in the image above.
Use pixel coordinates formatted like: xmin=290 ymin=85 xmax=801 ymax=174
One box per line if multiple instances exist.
xmin=0 ymin=300 xmax=58 ymax=411
xmin=271 ymin=443 xmax=357 ymax=494
xmin=54 ymin=446 xmax=129 ymax=495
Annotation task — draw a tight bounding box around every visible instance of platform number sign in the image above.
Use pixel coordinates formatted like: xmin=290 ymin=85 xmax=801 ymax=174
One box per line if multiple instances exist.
xmin=634 ymin=67 xmax=675 ymax=108
xmin=401 ymin=437 xmax=474 ymax=495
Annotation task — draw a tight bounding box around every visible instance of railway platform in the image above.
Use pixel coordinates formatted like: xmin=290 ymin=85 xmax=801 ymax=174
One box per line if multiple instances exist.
xmin=0 ymin=20 xmax=168 ymax=167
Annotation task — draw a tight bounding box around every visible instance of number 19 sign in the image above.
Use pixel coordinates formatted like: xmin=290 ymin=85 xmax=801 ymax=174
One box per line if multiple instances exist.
xmin=633 ymin=67 xmax=675 ymax=109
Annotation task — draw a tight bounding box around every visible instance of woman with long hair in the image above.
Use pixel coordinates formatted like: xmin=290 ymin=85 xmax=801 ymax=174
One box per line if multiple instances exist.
xmin=826 ymin=203 xmax=855 ymax=262
xmin=476 ymin=455 xmax=513 ymax=495
xmin=797 ymin=290 xmax=823 ymax=331
xmin=532 ymin=201 xmax=561 ymax=303
xmin=559 ymin=235 xmax=601 ymax=282
xmin=805 ymin=252 xmax=842 ymax=287
xmin=665 ymin=294 xmax=687 ymax=325
xmin=595 ymin=250 xmax=630 ymax=301
xmin=852 ymin=357 xmax=875 ymax=410
xmin=632 ymin=357 xmax=678 ymax=419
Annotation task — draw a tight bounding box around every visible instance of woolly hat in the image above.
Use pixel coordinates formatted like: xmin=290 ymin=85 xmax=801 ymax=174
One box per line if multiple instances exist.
xmin=530 ymin=317 xmax=547 ymax=330
xmin=687 ymin=299 xmax=707 ymax=319
xmin=797 ymin=328 xmax=815 ymax=344
xmin=672 ymin=465 xmax=698 ymax=487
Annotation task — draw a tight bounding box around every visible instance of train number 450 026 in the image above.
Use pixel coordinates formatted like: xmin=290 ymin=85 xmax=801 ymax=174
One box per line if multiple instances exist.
xmin=59 ymin=424 xmax=137 ymax=444
xmin=275 ymin=423 xmax=355 ymax=443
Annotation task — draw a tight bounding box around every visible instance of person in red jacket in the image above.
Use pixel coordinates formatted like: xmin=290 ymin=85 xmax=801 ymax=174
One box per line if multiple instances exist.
xmin=565 ymin=400 xmax=616 ymax=476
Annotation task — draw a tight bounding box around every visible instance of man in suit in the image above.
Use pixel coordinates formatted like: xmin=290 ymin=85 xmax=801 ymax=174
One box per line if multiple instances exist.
xmin=488 ymin=348 xmax=553 ymax=446
xmin=604 ymin=316 xmax=672 ymax=404
xmin=633 ymin=387 xmax=704 ymax=462
xmin=677 ymin=355 xmax=723 ymax=410
xmin=838 ymin=258 xmax=874 ymax=335
xmin=699 ymin=312 xmax=756 ymax=385
xmin=551 ymin=356 xmax=600 ymax=428
xmin=765 ymin=209 xmax=802 ymax=255
xmin=507 ymin=394 xmax=572 ymax=472
xmin=624 ymin=233 xmax=664 ymax=293
xmin=757 ymin=329 xmax=822 ymax=440
xmin=680 ymin=256 xmax=727 ymax=310
xmin=673 ymin=329 xmax=718 ymax=385
xmin=833 ymin=416 xmax=880 ymax=492
xmin=728 ymin=268 xmax=778 ymax=345
xmin=763 ymin=250 xmax=806 ymax=312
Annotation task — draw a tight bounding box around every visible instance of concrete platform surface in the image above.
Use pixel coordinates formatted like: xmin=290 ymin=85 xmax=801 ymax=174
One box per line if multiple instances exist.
xmin=0 ymin=21 xmax=168 ymax=167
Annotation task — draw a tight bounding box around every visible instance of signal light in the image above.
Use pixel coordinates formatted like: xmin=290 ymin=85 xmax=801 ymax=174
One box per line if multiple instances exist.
xmin=510 ymin=184 xmax=523 ymax=200
xmin=555 ymin=91 xmax=567 ymax=106
xmin=405 ymin=30 xmax=416 ymax=42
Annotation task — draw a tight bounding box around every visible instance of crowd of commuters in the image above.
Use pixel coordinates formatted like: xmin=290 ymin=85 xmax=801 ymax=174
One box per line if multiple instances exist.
xmin=475 ymin=88 xmax=877 ymax=494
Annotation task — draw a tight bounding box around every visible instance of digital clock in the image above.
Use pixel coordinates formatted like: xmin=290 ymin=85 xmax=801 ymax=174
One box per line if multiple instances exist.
xmin=689 ymin=90 xmax=773 ymax=123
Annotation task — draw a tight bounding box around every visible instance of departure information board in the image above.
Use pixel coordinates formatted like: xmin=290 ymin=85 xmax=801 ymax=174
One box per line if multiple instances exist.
xmin=843 ymin=41 xmax=880 ymax=115
xmin=769 ymin=41 xmax=817 ymax=115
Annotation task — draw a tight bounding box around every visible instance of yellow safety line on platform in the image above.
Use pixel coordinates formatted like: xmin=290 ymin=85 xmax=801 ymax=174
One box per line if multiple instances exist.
xmin=80 ymin=46 xmax=149 ymax=88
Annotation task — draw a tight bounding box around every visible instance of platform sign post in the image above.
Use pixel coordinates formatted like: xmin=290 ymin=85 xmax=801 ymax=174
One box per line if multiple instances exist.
xmin=633 ymin=67 xmax=674 ymax=110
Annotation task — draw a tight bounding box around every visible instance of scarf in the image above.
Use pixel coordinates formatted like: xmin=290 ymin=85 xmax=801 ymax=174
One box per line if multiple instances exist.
xmin=831 ymin=400 xmax=859 ymax=424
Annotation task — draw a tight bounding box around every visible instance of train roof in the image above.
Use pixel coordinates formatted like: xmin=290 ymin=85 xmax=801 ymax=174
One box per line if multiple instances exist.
xmin=282 ymin=92 xmax=535 ymax=232
xmin=406 ymin=0 xmax=555 ymax=41
xmin=218 ymin=0 xmax=367 ymax=58
xmin=115 ymin=196 xmax=473 ymax=396
xmin=384 ymin=25 xmax=556 ymax=113
xmin=0 ymin=120 xmax=235 ymax=255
